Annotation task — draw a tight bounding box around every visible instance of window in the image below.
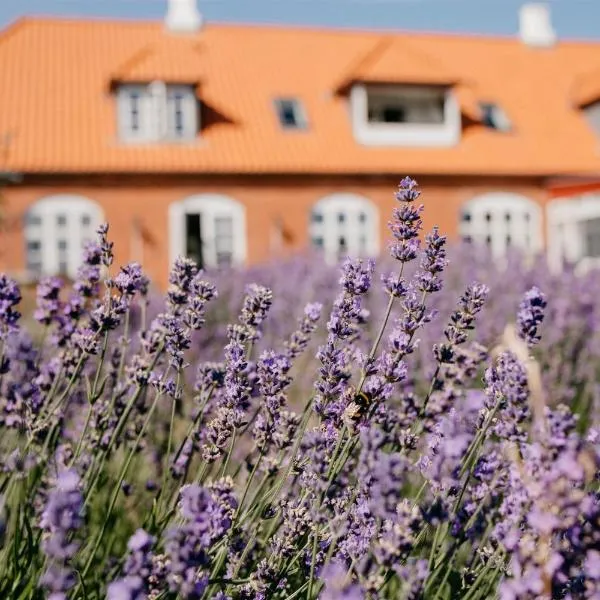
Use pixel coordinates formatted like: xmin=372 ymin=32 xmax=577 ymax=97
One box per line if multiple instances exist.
xmin=310 ymin=194 xmax=379 ymax=264
xmin=118 ymin=82 xmax=198 ymax=142
xmin=274 ymin=98 xmax=307 ymax=129
xmin=459 ymin=193 xmax=541 ymax=260
xmin=350 ymin=84 xmax=461 ymax=147
xmin=169 ymin=195 xmax=246 ymax=270
xmin=367 ymin=88 xmax=445 ymax=125
xmin=584 ymin=218 xmax=600 ymax=258
xmin=24 ymin=196 xmax=104 ymax=279
xmin=547 ymin=195 xmax=600 ymax=272
xmin=479 ymin=102 xmax=512 ymax=132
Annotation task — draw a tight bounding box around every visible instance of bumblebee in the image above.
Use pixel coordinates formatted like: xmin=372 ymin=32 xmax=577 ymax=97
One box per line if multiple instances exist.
xmin=343 ymin=390 xmax=374 ymax=426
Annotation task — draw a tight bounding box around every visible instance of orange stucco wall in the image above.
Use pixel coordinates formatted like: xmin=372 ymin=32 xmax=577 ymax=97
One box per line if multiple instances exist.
xmin=0 ymin=174 xmax=549 ymax=289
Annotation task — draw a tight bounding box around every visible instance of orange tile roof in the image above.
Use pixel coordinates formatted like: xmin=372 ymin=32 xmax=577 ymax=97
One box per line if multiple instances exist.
xmin=571 ymin=66 xmax=600 ymax=108
xmin=335 ymin=36 xmax=460 ymax=90
xmin=1 ymin=16 xmax=600 ymax=177
xmin=110 ymin=36 xmax=207 ymax=86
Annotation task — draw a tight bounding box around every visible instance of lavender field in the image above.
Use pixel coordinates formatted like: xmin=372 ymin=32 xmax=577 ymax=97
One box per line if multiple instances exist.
xmin=1 ymin=178 xmax=600 ymax=600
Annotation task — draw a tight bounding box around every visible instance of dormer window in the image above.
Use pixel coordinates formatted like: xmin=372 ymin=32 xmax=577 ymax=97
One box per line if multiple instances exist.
xmin=367 ymin=88 xmax=445 ymax=125
xmin=350 ymin=84 xmax=460 ymax=147
xmin=117 ymin=82 xmax=198 ymax=143
xmin=274 ymin=98 xmax=307 ymax=130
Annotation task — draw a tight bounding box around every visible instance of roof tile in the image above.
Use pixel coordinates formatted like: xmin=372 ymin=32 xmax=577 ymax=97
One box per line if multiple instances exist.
xmin=0 ymin=17 xmax=600 ymax=176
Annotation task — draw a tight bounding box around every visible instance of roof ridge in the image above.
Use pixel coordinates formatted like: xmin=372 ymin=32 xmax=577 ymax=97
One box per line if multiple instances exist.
xmin=6 ymin=16 xmax=600 ymax=47
xmin=111 ymin=43 xmax=155 ymax=81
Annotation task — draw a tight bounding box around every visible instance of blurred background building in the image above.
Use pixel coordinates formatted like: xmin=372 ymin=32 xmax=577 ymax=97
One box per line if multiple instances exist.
xmin=0 ymin=0 xmax=600 ymax=287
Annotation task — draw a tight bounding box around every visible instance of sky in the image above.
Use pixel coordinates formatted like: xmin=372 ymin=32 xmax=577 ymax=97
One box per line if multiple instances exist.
xmin=1 ymin=0 xmax=600 ymax=40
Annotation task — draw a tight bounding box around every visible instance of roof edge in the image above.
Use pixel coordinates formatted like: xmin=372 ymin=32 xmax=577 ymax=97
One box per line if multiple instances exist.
xmin=6 ymin=15 xmax=600 ymax=46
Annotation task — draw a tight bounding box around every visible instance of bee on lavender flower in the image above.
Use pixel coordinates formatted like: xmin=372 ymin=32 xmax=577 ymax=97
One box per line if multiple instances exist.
xmin=344 ymin=389 xmax=373 ymax=427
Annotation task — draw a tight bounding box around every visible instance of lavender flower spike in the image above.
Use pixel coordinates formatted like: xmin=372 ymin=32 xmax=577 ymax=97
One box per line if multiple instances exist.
xmin=516 ymin=286 xmax=547 ymax=348
xmin=39 ymin=470 xmax=84 ymax=600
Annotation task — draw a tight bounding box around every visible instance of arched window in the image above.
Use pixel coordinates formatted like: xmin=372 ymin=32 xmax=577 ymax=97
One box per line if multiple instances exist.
xmin=169 ymin=195 xmax=246 ymax=269
xmin=310 ymin=194 xmax=379 ymax=263
xmin=24 ymin=195 xmax=103 ymax=279
xmin=459 ymin=193 xmax=541 ymax=259
xmin=547 ymin=194 xmax=600 ymax=272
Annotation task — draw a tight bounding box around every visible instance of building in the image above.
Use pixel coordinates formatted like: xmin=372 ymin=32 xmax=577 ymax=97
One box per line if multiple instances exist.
xmin=1 ymin=0 xmax=600 ymax=287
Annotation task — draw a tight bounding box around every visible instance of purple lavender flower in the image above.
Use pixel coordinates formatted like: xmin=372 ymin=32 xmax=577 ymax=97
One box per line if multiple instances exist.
xmin=39 ymin=470 xmax=84 ymax=599
xmin=485 ymin=351 xmax=530 ymax=442
xmin=183 ymin=276 xmax=218 ymax=331
xmin=167 ymin=256 xmax=199 ymax=314
xmin=320 ymin=560 xmax=365 ymax=600
xmin=0 ymin=274 xmax=21 ymax=337
xmin=416 ymin=227 xmax=448 ymax=294
xmin=166 ymin=480 xmax=237 ymax=599
xmin=284 ymin=302 xmax=322 ymax=360
xmin=107 ymin=529 xmax=155 ymax=600
xmin=240 ymin=283 xmax=273 ymax=340
xmin=34 ymin=276 xmax=63 ymax=325
xmin=112 ymin=262 xmax=149 ymax=298
xmin=97 ymin=223 xmax=114 ymax=267
xmin=388 ymin=177 xmax=423 ymax=264
xmin=516 ymin=286 xmax=547 ymax=348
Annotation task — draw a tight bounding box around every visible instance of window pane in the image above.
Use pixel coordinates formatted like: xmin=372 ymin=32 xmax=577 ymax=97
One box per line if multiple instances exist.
xmin=337 ymin=213 xmax=346 ymax=223
xmin=584 ymin=218 xmax=600 ymax=258
xmin=81 ymin=214 xmax=91 ymax=227
xmin=215 ymin=216 xmax=234 ymax=267
xmin=275 ymin=99 xmax=305 ymax=129
xmin=58 ymin=239 xmax=67 ymax=251
xmin=461 ymin=212 xmax=471 ymax=222
xmin=167 ymin=87 xmax=197 ymax=139
xmin=367 ymin=90 xmax=444 ymax=125
xmin=57 ymin=214 xmax=67 ymax=227
xmin=505 ymin=213 xmax=511 ymax=222
xmin=359 ymin=212 xmax=367 ymax=223
xmin=485 ymin=212 xmax=492 ymax=222
xmin=174 ymin=95 xmax=184 ymax=134
xmin=26 ymin=213 xmax=41 ymax=227
xmin=26 ymin=240 xmax=42 ymax=273
xmin=310 ymin=211 xmax=323 ymax=224
xmin=216 ymin=252 xmax=233 ymax=267
xmin=130 ymin=92 xmax=140 ymax=132
xmin=185 ymin=213 xmax=203 ymax=268
xmin=312 ymin=236 xmax=324 ymax=248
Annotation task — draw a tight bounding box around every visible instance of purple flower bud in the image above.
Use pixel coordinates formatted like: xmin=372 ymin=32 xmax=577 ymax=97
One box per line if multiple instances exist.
xmin=517 ymin=286 xmax=547 ymax=348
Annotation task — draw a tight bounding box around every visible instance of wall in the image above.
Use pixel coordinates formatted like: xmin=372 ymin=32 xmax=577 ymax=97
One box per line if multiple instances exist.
xmin=0 ymin=174 xmax=548 ymax=290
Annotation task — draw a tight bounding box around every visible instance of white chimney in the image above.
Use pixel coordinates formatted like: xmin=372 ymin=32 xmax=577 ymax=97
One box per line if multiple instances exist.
xmin=165 ymin=0 xmax=203 ymax=33
xmin=519 ymin=3 xmax=556 ymax=47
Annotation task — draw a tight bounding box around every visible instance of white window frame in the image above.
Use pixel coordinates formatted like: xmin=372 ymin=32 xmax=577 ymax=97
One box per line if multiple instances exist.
xmin=459 ymin=193 xmax=542 ymax=260
xmin=310 ymin=194 xmax=379 ymax=264
xmin=168 ymin=194 xmax=247 ymax=269
xmin=117 ymin=82 xmax=198 ymax=143
xmin=547 ymin=194 xmax=600 ymax=273
xmin=350 ymin=83 xmax=461 ymax=147
xmin=24 ymin=195 xmax=104 ymax=280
